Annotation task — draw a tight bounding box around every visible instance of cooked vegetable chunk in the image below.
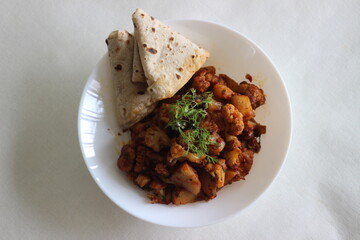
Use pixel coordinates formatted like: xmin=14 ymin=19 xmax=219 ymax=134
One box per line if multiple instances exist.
xmin=222 ymin=104 xmax=244 ymax=135
xmin=213 ymin=84 xmax=234 ymax=100
xmin=199 ymin=170 xmax=217 ymax=199
xmin=223 ymin=148 xmax=241 ymax=169
xmin=117 ymin=144 xmax=136 ymax=172
xmin=225 ymin=170 xmax=240 ymax=184
xmin=135 ymin=174 xmax=151 ymax=188
xmin=231 ymin=94 xmax=255 ymax=120
xmin=144 ymin=126 xmax=170 ymax=152
xmin=238 ymin=81 xmax=266 ymax=109
xmin=170 ymin=162 xmax=201 ymax=195
xmin=172 ymin=188 xmax=197 ymax=205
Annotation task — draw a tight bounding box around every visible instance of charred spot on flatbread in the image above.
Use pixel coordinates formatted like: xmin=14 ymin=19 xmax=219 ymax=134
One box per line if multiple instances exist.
xmin=176 ymin=74 xmax=181 ymax=80
xmin=151 ymin=28 xmax=155 ymax=32
xmin=147 ymin=48 xmax=158 ymax=54
xmin=115 ymin=64 xmax=122 ymax=71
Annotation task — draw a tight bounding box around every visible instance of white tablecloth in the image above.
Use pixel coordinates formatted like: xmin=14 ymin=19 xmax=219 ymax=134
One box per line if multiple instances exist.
xmin=1 ymin=0 xmax=359 ymax=239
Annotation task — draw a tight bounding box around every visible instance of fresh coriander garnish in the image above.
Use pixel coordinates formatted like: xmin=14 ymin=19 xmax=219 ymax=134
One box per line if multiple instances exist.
xmin=206 ymin=155 xmax=219 ymax=164
xmin=167 ymin=88 xmax=218 ymax=163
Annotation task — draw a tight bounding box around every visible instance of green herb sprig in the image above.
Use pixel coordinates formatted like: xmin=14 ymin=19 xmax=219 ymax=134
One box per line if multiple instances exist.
xmin=167 ymin=88 xmax=219 ymax=164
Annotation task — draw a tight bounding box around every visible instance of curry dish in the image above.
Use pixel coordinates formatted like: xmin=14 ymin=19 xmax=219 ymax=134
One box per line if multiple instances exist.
xmin=117 ymin=66 xmax=266 ymax=205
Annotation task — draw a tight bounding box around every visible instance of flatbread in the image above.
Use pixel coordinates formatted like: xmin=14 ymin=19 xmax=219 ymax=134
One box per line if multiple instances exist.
xmin=132 ymin=38 xmax=146 ymax=83
xmin=106 ymin=30 xmax=156 ymax=127
xmin=132 ymin=8 xmax=210 ymax=101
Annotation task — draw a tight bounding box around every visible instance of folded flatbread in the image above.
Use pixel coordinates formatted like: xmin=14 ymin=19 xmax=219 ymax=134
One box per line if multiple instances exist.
xmin=132 ymin=8 xmax=210 ymax=101
xmin=132 ymin=38 xmax=146 ymax=83
xmin=106 ymin=30 xmax=156 ymax=127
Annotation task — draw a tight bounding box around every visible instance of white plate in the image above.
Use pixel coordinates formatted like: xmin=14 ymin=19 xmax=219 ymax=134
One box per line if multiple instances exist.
xmin=78 ymin=20 xmax=292 ymax=228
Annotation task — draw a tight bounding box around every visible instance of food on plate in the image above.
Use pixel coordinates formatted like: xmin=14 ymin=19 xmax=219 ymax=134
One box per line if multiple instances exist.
xmin=106 ymin=30 xmax=156 ymax=127
xmin=117 ymin=66 xmax=267 ymax=205
xmin=106 ymin=9 xmax=266 ymax=205
xmin=132 ymin=8 xmax=210 ymax=101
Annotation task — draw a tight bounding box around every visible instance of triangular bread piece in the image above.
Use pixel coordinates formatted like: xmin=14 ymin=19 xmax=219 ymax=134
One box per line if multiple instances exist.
xmin=132 ymin=38 xmax=146 ymax=83
xmin=106 ymin=30 xmax=156 ymax=127
xmin=132 ymin=8 xmax=210 ymax=101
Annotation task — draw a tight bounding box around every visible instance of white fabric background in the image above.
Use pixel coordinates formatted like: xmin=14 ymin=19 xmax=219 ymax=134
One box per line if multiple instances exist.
xmin=1 ymin=0 xmax=359 ymax=239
